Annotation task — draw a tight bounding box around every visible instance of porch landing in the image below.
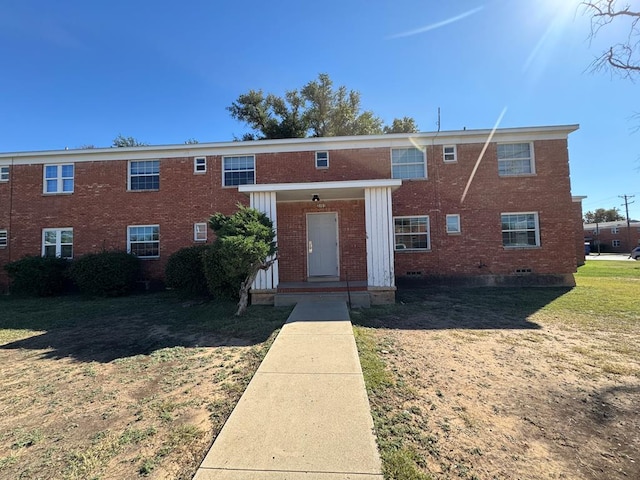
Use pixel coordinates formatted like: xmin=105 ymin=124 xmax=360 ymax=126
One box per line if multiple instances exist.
xmin=275 ymin=281 xmax=371 ymax=308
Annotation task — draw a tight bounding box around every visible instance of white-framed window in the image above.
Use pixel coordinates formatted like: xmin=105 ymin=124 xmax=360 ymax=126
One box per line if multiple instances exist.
xmin=44 ymin=164 xmax=74 ymax=194
xmin=612 ymin=240 xmax=621 ymax=247
xmin=443 ymin=145 xmax=457 ymax=163
xmin=315 ymin=151 xmax=329 ymax=169
xmin=446 ymin=214 xmax=461 ymax=234
xmin=194 ymin=223 xmax=207 ymax=242
xmin=129 ymin=160 xmax=160 ymax=190
xmin=127 ymin=225 xmax=160 ymax=258
xmin=497 ymin=143 xmax=534 ymax=176
xmin=223 ymin=155 xmax=255 ymax=186
xmin=42 ymin=228 xmax=73 ymax=259
xmin=0 ymin=229 xmax=7 ymax=247
xmin=194 ymin=157 xmax=207 ymax=174
xmin=394 ymin=216 xmax=430 ymax=250
xmin=391 ymin=148 xmax=426 ymax=179
xmin=501 ymin=212 xmax=540 ymax=247
xmin=611 ymin=227 xmax=619 ymax=234
xmin=0 ymin=166 xmax=9 ymax=182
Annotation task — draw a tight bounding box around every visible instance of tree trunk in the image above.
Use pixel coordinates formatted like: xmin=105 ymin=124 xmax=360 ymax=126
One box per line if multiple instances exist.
xmin=235 ymin=257 xmax=277 ymax=316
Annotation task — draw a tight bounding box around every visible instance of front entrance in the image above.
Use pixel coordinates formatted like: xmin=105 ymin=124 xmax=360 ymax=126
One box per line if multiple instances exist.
xmin=307 ymin=212 xmax=339 ymax=278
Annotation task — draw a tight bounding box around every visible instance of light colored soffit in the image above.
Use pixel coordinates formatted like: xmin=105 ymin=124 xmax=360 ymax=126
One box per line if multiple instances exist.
xmin=239 ymin=179 xmax=402 ymax=202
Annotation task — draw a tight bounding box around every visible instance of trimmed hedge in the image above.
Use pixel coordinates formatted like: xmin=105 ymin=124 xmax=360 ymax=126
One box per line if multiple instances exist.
xmin=164 ymin=245 xmax=210 ymax=296
xmin=4 ymin=255 xmax=70 ymax=296
xmin=68 ymin=251 xmax=140 ymax=297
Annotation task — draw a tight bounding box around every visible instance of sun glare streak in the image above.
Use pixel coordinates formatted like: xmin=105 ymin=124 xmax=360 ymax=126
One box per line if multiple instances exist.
xmin=387 ymin=6 xmax=485 ymax=39
xmin=523 ymin=0 xmax=579 ymax=73
xmin=460 ymin=107 xmax=508 ymax=205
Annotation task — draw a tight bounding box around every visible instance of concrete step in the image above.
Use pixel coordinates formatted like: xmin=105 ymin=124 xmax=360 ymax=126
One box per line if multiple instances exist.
xmin=274 ymin=291 xmax=371 ymax=308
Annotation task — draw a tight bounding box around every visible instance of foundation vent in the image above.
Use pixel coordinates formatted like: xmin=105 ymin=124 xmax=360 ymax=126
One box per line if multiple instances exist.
xmin=514 ymin=268 xmax=533 ymax=274
xmin=406 ymin=271 xmax=423 ymax=276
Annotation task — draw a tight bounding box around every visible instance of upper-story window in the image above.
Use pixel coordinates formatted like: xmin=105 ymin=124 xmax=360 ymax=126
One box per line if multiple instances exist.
xmin=44 ymin=164 xmax=74 ymax=194
xmin=0 ymin=229 xmax=7 ymax=247
xmin=223 ymin=155 xmax=255 ymax=186
xmin=391 ymin=148 xmax=426 ymax=179
xmin=611 ymin=227 xmax=619 ymax=234
xmin=443 ymin=145 xmax=457 ymax=163
xmin=497 ymin=143 xmax=534 ymax=176
xmin=194 ymin=157 xmax=207 ymax=174
xmin=42 ymin=228 xmax=73 ymax=259
xmin=129 ymin=160 xmax=159 ymax=190
xmin=0 ymin=166 xmax=9 ymax=182
xmin=315 ymin=151 xmax=329 ymax=169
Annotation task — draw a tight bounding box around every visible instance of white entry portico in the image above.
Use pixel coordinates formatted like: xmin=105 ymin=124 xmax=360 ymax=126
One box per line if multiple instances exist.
xmin=238 ymin=179 xmax=401 ymax=304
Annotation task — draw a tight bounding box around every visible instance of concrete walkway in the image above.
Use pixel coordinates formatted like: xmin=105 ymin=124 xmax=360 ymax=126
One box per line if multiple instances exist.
xmin=193 ymin=301 xmax=383 ymax=479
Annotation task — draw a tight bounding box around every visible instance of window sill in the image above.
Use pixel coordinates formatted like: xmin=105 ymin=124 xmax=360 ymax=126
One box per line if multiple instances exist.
xmin=43 ymin=192 xmax=73 ymax=196
xmin=127 ymin=189 xmax=160 ymax=193
xmin=395 ymin=249 xmax=432 ymax=253
xmin=498 ymin=173 xmax=537 ymax=178
xmin=446 ymin=232 xmax=462 ymax=235
xmin=503 ymin=245 xmax=541 ymax=250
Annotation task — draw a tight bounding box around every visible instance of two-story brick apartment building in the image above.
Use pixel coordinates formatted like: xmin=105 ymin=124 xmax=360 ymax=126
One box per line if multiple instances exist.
xmin=0 ymin=124 xmax=581 ymax=304
xmin=584 ymin=220 xmax=640 ymax=253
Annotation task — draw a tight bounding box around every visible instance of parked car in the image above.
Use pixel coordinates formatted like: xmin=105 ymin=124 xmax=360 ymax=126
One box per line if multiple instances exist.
xmin=632 ymin=246 xmax=640 ymax=260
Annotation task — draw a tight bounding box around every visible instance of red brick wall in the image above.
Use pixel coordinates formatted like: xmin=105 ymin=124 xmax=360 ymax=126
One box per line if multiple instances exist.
xmin=0 ymin=157 xmax=248 ymax=285
xmin=256 ymin=149 xmax=389 ymax=184
xmin=277 ymin=200 xmax=366 ymax=283
xmin=392 ymin=139 xmax=577 ymax=277
xmin=0 ymin=137 xmax=578 ymax=290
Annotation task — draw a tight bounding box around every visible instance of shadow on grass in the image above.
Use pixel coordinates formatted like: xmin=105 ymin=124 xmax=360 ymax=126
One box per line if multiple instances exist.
xmin=352 ymin=286 xmax=572 ymax=330
xmin=0 ymin=291 xmax=290 ymax=363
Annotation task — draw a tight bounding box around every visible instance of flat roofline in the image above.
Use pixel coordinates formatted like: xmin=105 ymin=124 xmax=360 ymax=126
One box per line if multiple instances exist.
xmin=0 ymin=124 xmax=580 ymax=163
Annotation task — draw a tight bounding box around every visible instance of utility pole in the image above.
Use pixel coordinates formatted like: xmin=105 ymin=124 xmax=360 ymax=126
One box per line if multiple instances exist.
xmin=620 ymin=194 xmax=635 ymax=255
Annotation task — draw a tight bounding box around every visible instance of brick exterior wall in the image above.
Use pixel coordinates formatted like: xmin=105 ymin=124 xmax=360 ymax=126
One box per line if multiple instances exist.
xmin=277 ymin=200 xmax=366 ymax=283
xmin=584 ymin=222 xmax=640 ymax=253
xmin=0 ymin=128 xmax=580 ymax=291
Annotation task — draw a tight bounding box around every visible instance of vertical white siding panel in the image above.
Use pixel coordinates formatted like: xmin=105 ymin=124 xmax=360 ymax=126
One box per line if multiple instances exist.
xmin=385 ymin=187 xmax=395 ymax=287
xmin=250 ymin=191 xmax=279 ymax=290
xmin=365 ymin=187 xmax=395 ymax=288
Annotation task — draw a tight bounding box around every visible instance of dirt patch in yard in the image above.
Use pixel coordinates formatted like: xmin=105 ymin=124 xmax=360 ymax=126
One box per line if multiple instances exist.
xmin=0 ymin=299 xmax=281 ymax=480
xmin=355 ymin=294 xmax=640 ymax=479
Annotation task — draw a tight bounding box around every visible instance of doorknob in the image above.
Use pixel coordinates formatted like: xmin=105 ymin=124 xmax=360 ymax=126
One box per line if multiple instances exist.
xmin=308 ymin=240 xmax=313 ymax=253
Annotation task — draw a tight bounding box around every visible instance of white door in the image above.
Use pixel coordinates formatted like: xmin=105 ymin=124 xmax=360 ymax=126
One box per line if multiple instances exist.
xmin=307 ymin=213 xmax=339 ymax=277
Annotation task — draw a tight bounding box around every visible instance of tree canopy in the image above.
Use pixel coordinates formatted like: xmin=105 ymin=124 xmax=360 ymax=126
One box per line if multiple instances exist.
xmin=112 ymin=134 xmax=148 ymax=147
xmin=227 ymin=73 xmax=419 ymax=140
xmin=204 ymin=205 xmax=277 ymax=316
xmin=583 ymin=207 xmax=626 ymax=223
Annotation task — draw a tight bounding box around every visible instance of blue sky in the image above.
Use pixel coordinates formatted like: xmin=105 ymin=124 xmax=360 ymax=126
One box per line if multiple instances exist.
xmin=1 ymin=0 xmax=638 ymax=219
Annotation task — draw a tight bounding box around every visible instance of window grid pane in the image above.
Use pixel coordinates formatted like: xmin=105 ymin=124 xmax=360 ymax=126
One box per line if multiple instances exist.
xmin=130 ymin=161 xmax=160 ymax=190
xmin=501 ymin=213 xmax=538 ymax=247
xmin=498 ymin=143 xmax=532 ymax=176
xmin=0 ymin=166 xmax=9 ymax=181
xmin=0 ymin=230 xmax=7 ymax=247
xmin=44 ymin=164 xmax=74 ymax=193
xmin=223 ymin=156 xmax=255 ymax=186
xmin=392 ymin=148 xmax=426 ymax=179
xmin=394 ymin=217 xmax=430 ymax=250
xmin=129 ymin=226 xmax=160 ymax=258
